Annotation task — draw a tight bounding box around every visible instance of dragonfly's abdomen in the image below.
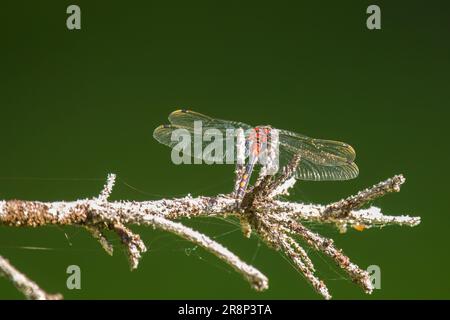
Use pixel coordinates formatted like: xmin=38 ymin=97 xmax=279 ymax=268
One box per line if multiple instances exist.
xmin=236 ymin=160 xmax=256 ymax=199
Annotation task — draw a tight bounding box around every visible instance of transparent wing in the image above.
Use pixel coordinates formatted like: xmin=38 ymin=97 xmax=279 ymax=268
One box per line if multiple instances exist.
xmin=278 ymin=130 xmax=358 ymax=181
xmin=157 ymin=109 xmax=254 ymax=162
xmin=153 ymin=124 xmax=241 ymax=162
xmin=168 ymin=109 xmax=253 ymax=132
xmin=153 ymin=124 xmax=183 ymax=149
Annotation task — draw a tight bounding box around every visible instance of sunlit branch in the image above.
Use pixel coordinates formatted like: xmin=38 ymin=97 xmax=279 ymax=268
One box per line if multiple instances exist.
xmin=0 ymin=166 xmax=420 ymax=299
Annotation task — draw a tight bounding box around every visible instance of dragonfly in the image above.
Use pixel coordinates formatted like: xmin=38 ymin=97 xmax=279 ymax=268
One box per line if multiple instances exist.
xmin=153 ymin=110 xmax=358 ymax=198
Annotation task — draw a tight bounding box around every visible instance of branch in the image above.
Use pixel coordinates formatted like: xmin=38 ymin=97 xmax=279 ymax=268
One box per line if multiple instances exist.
xmin=0 ymin=167 xmax=421 ymax=299
xmin=143 ymin=214 xmax=268 ymax=290
xmin=97 ymin=173 xmax=116 ymax=202
xmin=246 ymin=152 xmax=301 ymax=204
xmin=272 ymin=175 xmax=420 ymax=233
xmin=266 ymin=223 xmax=331 ymax=299
xmin=0 ymin=186 xmax=267 ymax=291
xmin=322 ymin=175 xmax=406 ymax=218
xmin=284 ymin=220 xmax=373 ymax=294
xmin=0 ymin=255 xmax=62 ymax=300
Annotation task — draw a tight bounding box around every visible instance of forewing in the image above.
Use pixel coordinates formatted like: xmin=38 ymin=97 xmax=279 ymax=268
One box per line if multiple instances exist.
xmin=153 ymin=124 xmax=242 ymax=162
xmin=168 ymin=109 xmax=253 ymax=132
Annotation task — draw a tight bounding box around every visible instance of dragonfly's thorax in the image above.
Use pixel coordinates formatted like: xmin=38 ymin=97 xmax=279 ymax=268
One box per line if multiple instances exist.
xmin=248 ymin=126 xmax=274 ymax=156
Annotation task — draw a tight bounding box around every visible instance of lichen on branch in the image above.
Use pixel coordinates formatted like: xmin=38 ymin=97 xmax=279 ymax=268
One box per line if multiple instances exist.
xmin=0 ymin=159 xmax=420 ymax=299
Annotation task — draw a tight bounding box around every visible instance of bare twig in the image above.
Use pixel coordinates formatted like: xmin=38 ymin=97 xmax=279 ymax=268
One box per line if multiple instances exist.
xmin=97 ymin=173 xmax=116 ymax=202
xmin=85 ymin=225 xmax=114 ymax=255
xmin=274 ymin=230 xmax=331 ymax=299
xmin=323 ymin=175 xmax=406 ymax=218
xmin=112 ymin=222 xmax=147 ymax=270
xmin=284 ymin=220 xmax=373 ymax=293
xmin=142 ymin=214 xmax=268 ymax=291
xmin=266 ymin=153 xmax=301 ymax=198
xmin=0 ymin=255 xmax=62 ymax=300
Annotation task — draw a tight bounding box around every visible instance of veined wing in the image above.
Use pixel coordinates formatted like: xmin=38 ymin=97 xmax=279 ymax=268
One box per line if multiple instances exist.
xmin=160 ymin=109 xmax=253 ymax=162
xmin=168 ymin=109 xmax=253 ymax=132
xmin=153 ymin=124 xmax=243 ymax=162
xmin=278 ymin=129 xmax=358 ymax=181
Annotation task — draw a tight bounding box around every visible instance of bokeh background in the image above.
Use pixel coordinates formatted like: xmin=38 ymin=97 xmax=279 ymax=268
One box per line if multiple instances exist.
xmin=0 ymin=0 xmax=449 ymax=299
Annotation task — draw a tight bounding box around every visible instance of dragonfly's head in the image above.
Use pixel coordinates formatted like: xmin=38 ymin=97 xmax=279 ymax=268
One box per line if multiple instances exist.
xmin=255 ymin=125 xmax=272 ymax=130
xmin=254 ymin=125 xmax=273 ymax=137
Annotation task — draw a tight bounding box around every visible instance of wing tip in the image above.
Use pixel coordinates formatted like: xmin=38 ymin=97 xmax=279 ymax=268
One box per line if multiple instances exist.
xmin=152 ymin=124 xmax=171 ymax=139
xmin=345 ymin=161 xmax=359 ymax=180
xmin=168 ymin=109 xmax=189 ymax=120
xmin=168 ymin=109 xmax=212 ymax=121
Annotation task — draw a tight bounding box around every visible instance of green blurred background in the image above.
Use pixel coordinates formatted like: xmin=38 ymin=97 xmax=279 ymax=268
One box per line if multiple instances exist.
xmin=0 ymin=0 xmax=449 ymax=299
